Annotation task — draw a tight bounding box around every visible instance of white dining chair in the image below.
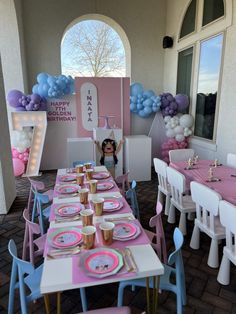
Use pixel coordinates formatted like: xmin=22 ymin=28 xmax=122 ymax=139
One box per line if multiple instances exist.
xmin=217 ymin=200 xmax=236 ymax=285
xmin=169 ymin=148 xmax=194 ymax=163
xmin=166 ymin=167 xmax=196 ymax=235
xmin=190 ymin=181 xmax=225 ymax=268
xmin=226 ymin=153 xmax=236 ymax=169
xmin=153 ymin=158 xmax=171 ymax=215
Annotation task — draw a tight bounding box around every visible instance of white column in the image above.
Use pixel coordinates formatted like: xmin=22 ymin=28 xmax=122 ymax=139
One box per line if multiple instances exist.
xmin=0 ymin=55 xmax=16 ymax=213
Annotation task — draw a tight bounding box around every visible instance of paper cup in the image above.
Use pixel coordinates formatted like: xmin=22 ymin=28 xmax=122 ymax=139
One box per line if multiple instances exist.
xmin=79 ymin=188 xmax=89 ymax=204
xmin=81 ymin=225 xmax=96 ymax=249
xmin=76 ymin=164 xmax=84 ymax=173
xmin=86 ymin=169 xmax=94 ymax=180
xmin=92 ymin=197 xmax=104 ymax=216
xmin=76 ymin=173 xmax=85 ymax=186
xmin=80 ymin=208 xmax=94 ymax=227
xmin=99 ymin=221 xmax=115 ymax=245
xmin=84 ymin=162 xmax=92 ymax=170
xmin=89 ymin=180 xmax=98 ymax=194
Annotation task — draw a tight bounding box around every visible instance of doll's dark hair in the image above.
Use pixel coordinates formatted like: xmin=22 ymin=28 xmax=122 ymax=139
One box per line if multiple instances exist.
xmin=100 ymin=138 xmax=118 ymax=165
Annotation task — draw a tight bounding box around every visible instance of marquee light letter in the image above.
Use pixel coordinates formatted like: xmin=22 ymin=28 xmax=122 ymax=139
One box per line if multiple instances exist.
xmin=11 ymin=111 xmax=47 ymax=176
xmin=81 ymin=82 xmax=98 ymax=131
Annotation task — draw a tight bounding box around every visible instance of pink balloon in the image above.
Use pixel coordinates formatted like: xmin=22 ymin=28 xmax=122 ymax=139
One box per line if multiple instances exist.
xmin=12 ymin=158 xmax=25 ymax=176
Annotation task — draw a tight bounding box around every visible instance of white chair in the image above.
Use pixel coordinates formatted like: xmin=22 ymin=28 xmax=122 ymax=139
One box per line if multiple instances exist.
xmin=153 ymin=158 xmax=171 ymax=215
xmin=169 ymin=148 xmax=194 ymax=163
xmin=217 ymin=200 xmax=236 ymax=285
xmin=226 ymin=153 xmax=236 ymax=169
xmin=166 ymin=167 xmax=196 ymax=235
xmin=190 ymin=182 xmax=225 ymax=268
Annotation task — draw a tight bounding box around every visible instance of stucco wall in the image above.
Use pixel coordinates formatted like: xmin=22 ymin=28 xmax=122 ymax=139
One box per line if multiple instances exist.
xmin=21 ymin=0 xmax=166 ymax=135
xmin=164 ymin=0 xmax=236 ymax=163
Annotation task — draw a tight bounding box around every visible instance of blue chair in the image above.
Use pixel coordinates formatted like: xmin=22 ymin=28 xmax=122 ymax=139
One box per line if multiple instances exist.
xmin=126 ymin=180 xmax=140 ymax=221
xmin=117 ymin=228 xmax=187 ymax=314
xmin=31 ymin=191 xmax=50 ymax=235
xmin=8 ymin=239 xmax=44 ymax=314
xmin=73 ymin=160 xmax=96 ymax=167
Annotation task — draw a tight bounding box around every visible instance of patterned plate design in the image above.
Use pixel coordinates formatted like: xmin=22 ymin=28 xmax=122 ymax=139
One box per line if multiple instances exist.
xmin=55 ymin=204 xmax=84 ymax=217
xmin=48 ymin=227 xmax=82 ymax=248
xmin=97 ymin=182 xmax=114 ymax=191
xmin=103 ymin=199 xmax=123 ymax=212
xmin=113 ymin=222 xmax=141 ymax=241
xmin=59 ymin=175 xmax=76 ymax=182
xmin=92 ymin=172 xmax=110 ymax=180
xmin=55 ymin=184 xmax=80 ymax=194
xmin=80 ymin=248 xmax=123 ymax=278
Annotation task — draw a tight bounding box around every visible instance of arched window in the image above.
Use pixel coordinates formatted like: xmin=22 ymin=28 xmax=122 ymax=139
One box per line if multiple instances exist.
xmin=176 ymin=0 xmax=231 ymax=142
xmin=61 ymin=15 xmax=130 ymax=78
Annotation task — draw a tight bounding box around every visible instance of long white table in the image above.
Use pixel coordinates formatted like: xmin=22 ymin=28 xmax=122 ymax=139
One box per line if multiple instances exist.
xmin=40 ymin=167 xmax=164 ymax=313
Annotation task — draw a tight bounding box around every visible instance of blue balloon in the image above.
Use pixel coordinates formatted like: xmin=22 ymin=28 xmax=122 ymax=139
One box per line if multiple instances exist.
xmin=130 ymin=96 xmax=137 ymax=103
xmin=130 ymin=83 xmax=143 ymax=97
xmin=130 ymin=103 xmax=137 ymax=112
xmin=137 ymin=103 xmax=144 ymax=110
xmin=143 ymin=98 xmax=153 ymax=107
xmin=37 ymin=73 xmax=48 ymax=84
xmin=144 ymin=106 xmax=152 ymax=115
xmin=138 ymin=110 xmax=149 ymax=118
xmin=32 ymin=84 xmax=39 ymax=94
xmin=143 ymin=90 xmax=155 ymax=98
xmin=47 ymin=76 xmax=56 ymax=86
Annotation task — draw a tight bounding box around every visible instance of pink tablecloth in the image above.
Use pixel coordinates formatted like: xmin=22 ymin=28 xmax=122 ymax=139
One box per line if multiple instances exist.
xmin=170 ymin=160 xmax=236 ymax=205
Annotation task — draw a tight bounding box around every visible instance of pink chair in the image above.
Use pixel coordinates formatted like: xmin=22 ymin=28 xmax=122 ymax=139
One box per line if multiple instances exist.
xmin=145 ymin=202 xmax=167 ymax=263
xmin=27 ymin=178 xmax=53 ymax=212
xmin=22 ymin=208 xmax=46 ymax=265
xmin=115 ymin=172 xmax=130 ymax=196
xmin=78 ymin=307 xmax=131 ymax=314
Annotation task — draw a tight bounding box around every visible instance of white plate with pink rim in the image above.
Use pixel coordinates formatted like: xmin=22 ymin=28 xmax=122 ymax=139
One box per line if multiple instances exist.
xmin=55 ymin=184 xmax=80 ymax=195
xmin=59 ymin=174 xmax=77 ymax=182
xmin=54 ymin=203 xmax=84 ymax=217
xmin=97 ymin=182 xmax=114 ymax=191
xmin=113 ymin=221 xmax=141 ymax=241
xmin=48 ymin=227 xmax=83 ymax=249
xmin=103 ymin=199 xmax=123 ymax=212
xmin=92 ymin=172 xmax=110 ymax=180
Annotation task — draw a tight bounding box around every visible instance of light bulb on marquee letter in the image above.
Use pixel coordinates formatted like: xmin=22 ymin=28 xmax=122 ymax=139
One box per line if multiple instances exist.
xmin=11 ymin=111 xmax=47 ymax=177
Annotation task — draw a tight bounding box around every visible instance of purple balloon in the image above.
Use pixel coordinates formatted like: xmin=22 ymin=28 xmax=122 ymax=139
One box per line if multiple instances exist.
xmin=175 ymin=94 xmax=189 ymax=111
xmin=15 ymin=106 xmax=26 ymax=112
xmin=7 ymin=90 xmax=23 ymax=108
xmin=30 ymin=93 xmax=41 ymax=103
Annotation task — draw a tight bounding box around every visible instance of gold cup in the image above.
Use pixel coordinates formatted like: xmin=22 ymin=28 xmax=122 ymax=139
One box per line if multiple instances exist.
xmin=79 ymin=188 xmax=89 ymax=205
xmin=81 ymin=226 xmax=96 ymax=250
xmin=80 ymin=208 xmax=94 ymax=227
xmin=84 ymin=162 xmax=92 ymax=170
xmin=92 ymin=197 xmax=104 ymax=216
xmin=99 ymin=221 xmax=115 ymax=246
xmin=86 ymin=169 xmax=94 ymax=180
xmin=76 ymin=164 xmax=84 ymax=173
xmin=76 ymin=173 xmax=85 ymax=186
xmin=89 ymin=180 xmax=98 ymax=194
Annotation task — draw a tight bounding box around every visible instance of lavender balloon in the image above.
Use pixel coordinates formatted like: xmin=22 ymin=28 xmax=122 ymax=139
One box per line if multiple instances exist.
xmin=175 ymin=94 xmax=189 ymax=112
xmin=7 ymin=90 xmax=23 ymax=108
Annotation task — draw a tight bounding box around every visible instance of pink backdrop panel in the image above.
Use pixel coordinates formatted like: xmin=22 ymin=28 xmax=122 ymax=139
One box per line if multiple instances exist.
xmin=75 ymin=77 xmax=130 ymax=137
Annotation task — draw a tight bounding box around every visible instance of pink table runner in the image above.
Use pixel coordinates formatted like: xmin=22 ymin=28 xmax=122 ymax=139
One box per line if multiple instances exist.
xmin=170 ymin=160 xmax=236 ymax=205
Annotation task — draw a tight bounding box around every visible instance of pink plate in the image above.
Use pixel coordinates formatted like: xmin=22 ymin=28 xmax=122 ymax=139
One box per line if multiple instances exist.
xmin=113 ymin=222 xmax=137 ymax=239
xmin=93 ymin=172 xmax=110 ymax=180
xmin=84 ymin=250 xmax=119 ymax=274
xmin=52 ymin=230 xmax=82 ymax=248
xmin=56 ymin=184 xmax=79 ymax=194
xmin=103 ymin=199 xmax=121 ymax=211
xmin=59 ymin=175 xmax=76 ymax=182
xmin=97 ymin=182 xmax=114 ymax=191
xmin=57 ymin=204 xmax=83 ymax=217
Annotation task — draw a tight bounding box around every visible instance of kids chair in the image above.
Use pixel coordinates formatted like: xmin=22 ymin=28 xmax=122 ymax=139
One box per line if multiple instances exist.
xmin=145 ymin=202 xmax=167 ymax=263
xmin=167 ymin=167 xmax=196 ymax=235
xmin=153 ymin=158 xmax=171 ymax=215
xmin=22 ymin=208 xmax=46 ymax=265
xmin=117 ymin=228 xmax=186 ymax=314
xmin=78 ymin=307 xmax=131 ymax=314
xmin=169 ymin=148 xmax=194 ymax=163
xmin=27 ymin=178 xmax=53 ymax=212
xmin=190 ymin=181 xmax=225 ymax=268
xmin=126 ymin=180 xmax=140 ymax=221
xmin=31 ymin=191 xmax=51 ymax=235
xmin=8 ymin=239 xmax=44 ymax=314
xmin=115 ymin=171 xmax=130 ymax=196
xmin=217 ymin=200 xmax=236 ymax=284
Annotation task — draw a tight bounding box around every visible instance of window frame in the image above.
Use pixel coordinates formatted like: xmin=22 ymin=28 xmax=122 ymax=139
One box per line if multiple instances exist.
xmin=176 ymin=0 xmax=231 ymax=145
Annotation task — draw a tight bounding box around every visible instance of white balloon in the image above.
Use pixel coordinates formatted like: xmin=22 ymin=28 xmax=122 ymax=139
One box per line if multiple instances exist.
xmin=175 ymin=134 xmax=185 ymax=142
xmin=174 ymin=125 xmax=184 ymax=135
xmin=164 ymin=116 xmax=171 ymax=123
xmin=179 ymin=114 xmax=194 ymax=128
xmin=166 ymin=129 xmax=176 ymax=138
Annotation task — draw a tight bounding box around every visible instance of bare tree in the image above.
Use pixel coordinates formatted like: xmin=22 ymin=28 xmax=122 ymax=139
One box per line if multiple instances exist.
xmin=61 ymin=21 xmax=126 ymax=77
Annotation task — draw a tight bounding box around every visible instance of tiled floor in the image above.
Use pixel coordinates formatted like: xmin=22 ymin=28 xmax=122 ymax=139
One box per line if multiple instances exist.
xmin=0 ymin=170 xmax=236 ymax=313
